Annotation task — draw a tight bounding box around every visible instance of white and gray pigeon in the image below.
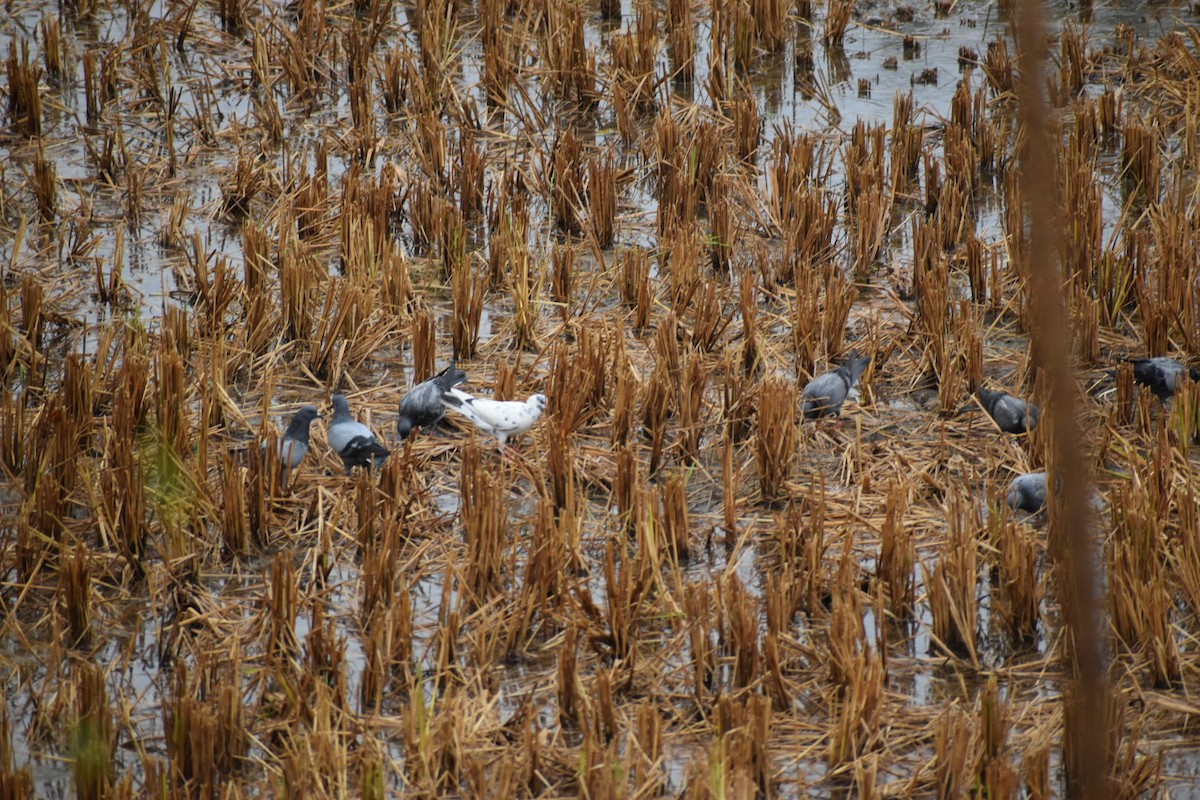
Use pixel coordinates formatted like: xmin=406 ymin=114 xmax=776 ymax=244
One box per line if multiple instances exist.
xmin=975 ymin=386 xmax=1040 ymax=434
xmin=1006 ymin=471 xmax=1048 ymax=515
xmin=268 ymin=405 xmax=321 ymax=484
xmin=328 ymin=394 xmax=391 ymax=474
xmin=398 ymin=362 xmax=468 ymax=440
xmin=441 ymin=388 xmax=547 ymax=448
xmin=802 ymin=353 xmax=872 ymax=419
xmin=1126 ymin=356 xmax=1199 ymax=401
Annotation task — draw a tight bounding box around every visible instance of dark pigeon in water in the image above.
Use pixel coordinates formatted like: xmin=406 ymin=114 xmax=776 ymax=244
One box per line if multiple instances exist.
xmin=1126 ymin=357 xmax=1199 ymax=401
xmin=398 ymin=362 xmax=468 ymax=440
xmin=441 ymin=388 xmax=547 ymax=449
xmin=1006 ymin=471 xmax=1048 ymax=515
xmin=328 ymin=394 xmax=390 ymax=474
xmin=802 ymin=353 xmax=872 ymax=419
xmin=975 ymin=386 xmax=1040 ymax=434
xmin=267 ymin=405 xmax=320 ymax=484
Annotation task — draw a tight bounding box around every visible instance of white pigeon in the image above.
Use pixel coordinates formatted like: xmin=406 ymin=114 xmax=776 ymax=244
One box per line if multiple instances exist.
xmin=441 ymin=388 xmax=547 ymax=448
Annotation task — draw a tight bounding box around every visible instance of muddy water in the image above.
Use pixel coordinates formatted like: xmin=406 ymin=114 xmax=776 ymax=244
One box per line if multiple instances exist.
xmin=0 ymin=1 xmax=1185 ymax=315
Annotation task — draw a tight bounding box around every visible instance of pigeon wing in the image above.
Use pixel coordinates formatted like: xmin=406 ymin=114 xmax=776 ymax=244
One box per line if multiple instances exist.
xmin=339 ymin=435 xmax=391 ymax=471
xmin=400 ymin=380 xmax=448 ymax=428
xmin=802 ymin=371 xmax=849 ymax=418
xmin=1007 ymin=473 xmax=1047 ymax=513
xmin=328 ymin=419 xmax=374 ymax=455
xmin=991 ymin=394 xmax=1028 ymax=433
xmin=460 ymin=397 xmax=530 ymax=434
xmin=279 ymin=438 xmax=309 ymax=469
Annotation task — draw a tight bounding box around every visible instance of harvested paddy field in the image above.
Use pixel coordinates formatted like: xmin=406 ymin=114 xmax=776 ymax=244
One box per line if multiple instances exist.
xmin=4 ymin=0 xmax=1200 ymax=795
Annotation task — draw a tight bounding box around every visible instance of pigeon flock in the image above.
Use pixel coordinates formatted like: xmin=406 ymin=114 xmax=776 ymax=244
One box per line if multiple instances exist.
xmin=986 ymin=355 xmax=1195 ymax=516
xmin=264 ymin=352 xmax=1193 ymax=516
xmin=264 ymin=362 xmax=550 ymax=481
xmin=796 ymin=351 xmax=1190 ymax=518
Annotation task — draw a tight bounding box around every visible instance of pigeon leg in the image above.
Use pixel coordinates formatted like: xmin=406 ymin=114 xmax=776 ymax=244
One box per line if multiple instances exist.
xmin=501 ymin=444 xmax=534 ymax=468
xmin=499 ymin=439 xmax=523 ymax=460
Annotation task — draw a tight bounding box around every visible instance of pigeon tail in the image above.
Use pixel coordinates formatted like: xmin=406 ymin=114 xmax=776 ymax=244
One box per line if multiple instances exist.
xmin=339 ymin=436 xmax=391 ymax=473
xmin=434 ymin=362 xmax=469 ymax=392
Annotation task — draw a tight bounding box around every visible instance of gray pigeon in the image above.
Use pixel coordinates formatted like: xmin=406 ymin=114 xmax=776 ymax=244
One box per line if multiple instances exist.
xmin=975 ymin=386 xmax=1040 ymax=434
xmin=398 ymin=362 xmax=468 ymax=440
xmin=268 ymin=405 xmax=321 ymax=484
xmin=328 ymin=394 xmax=391 ymax=474
xmin=1006 ymin=472 xmax=1047 ymax=515
xmin=1126 ymin=357 xmax=1199 ymax=401
xmin=441 ymin=388 xmax=547 ymax=448
xmin=802 ymin=353 xmax=872 ymax=419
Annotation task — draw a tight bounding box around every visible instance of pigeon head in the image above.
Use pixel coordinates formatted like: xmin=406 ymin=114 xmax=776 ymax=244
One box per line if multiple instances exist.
xmin=330 ymin=394 xmax=352 ymax=421
xmin=283 ymin=405 xmax=321 ymax=440
xmin=529 ymin=394 xmax=548 ymax=413
xmin=397 ymin=416 xmax=415 ymax=439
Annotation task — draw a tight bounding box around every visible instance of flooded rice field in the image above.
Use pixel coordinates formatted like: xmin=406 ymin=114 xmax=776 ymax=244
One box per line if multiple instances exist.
xmin=4 ymin=0 xmax=1200 ymax=795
